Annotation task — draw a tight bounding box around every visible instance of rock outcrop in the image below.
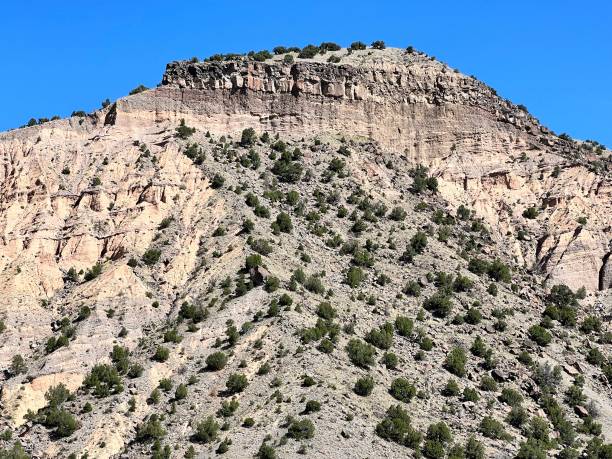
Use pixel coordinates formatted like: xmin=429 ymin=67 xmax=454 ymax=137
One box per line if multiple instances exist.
xmin=116 ymin=50 xmax=610 ymax=290
xmin=0 ymin=47 xmax=610 ymax=458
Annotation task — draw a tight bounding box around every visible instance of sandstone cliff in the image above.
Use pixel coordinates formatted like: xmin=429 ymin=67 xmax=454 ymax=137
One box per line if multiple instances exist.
xmin=0 ymin=46 xmax=610 ymax=459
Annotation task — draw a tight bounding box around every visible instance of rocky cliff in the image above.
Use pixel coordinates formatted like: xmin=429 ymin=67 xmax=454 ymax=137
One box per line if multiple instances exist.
xmin=14 ymin=48 xmax=608 ymax=294
xmin=0 ymin=46 xmax=610 ymax=458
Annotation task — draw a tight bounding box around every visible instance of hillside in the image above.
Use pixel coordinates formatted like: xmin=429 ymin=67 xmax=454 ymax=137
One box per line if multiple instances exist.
xmin=0 ymin=44 xmax=610 ymax=459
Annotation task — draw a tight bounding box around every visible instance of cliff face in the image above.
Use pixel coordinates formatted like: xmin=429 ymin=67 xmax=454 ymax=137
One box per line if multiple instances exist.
xmin=0 ymin=50 xmax=608 ymax=336
xmin=116 ymin=52 xmax=610 ymax=291
xmin=0 ymin=47 xmax=611 ymax=458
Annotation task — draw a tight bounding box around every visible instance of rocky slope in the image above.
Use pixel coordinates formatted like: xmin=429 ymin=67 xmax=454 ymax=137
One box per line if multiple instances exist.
xmin=0 ymin=45 xmax=610 ymax=459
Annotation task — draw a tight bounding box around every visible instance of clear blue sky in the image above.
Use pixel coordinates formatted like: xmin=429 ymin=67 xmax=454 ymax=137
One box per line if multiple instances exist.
xmin=2 ymin=1 xmax=610 ymax=145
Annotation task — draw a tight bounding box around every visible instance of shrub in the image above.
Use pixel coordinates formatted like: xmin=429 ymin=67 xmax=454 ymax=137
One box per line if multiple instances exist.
xmin=278 ymin=293 xmax=292 ymax=306
xmin=587 ymin=347 xmax=605 ymax=366
xmin=506 ymin=405 xmax=528 ymax=428
xmin=45 ymin=384 xmax=72 ymax=407
xmin=243 ymin=417 xmax=255 ymax=428
xmin=499 ymin=387 xmax=523 ymax=406
xmin=464 ymin=436 xmax=485 ymax=459
xmin=410 ymin=231 xmax=428 ymax=254
xmin=83 ymin=364 xmax=123 ymax=397
xmin=515 ymin=439 xmax=547 ymax=459
xmin=153 ymin=346 xmax=170 ymax=362
xmin=217 ymin=398 xmax=239 ymax=417
xmin=479 ymin=416 xmax=511 ymax=441
xmin=464 ymin=308 xmax=482 ymax=325
xmin=245 ymin=253 xmax=262 ymax=269
xmin=404 ymin=427 xmax=423 ymax=449
xmin=580 ymin=316 xmax=602 ymax=334
xmin=410 ymin=164 xmax=438 ymax=194
xmin=353 ymin=375 xmax=375 ymax=396
xmin=265 ymin=276 xmax=280 ymax=292
xmin=194 ymin=416 xmax=219 ymax=443
xmin=422 ymin=440 xmax=445 ymax=459
xmin=453 ymin=274 xmax=474 ymax=292
xmin=528 ymin=325 xmax=552 ymax=346
xmin=525 ymin=416 xmax=551 ymax=447
xmin=318 ymin=338 xmax=334 ymax=354
xmin=395 ymin=316 xmax=414 ymax=337
xmin=352 ymin=249 xmax=374 ymax=267
xmin=423 ymin=422 xmax=452 ymax=459
xmin=304 ymin=400 xmax=321 ymax=414
xmin=240 ymin=128 xmax=257 ymax=147
xmin=76 ymin=305 xmax=91 ymax=321
xmin=226 ymin=373 xmax=248 ymax=394
xmin=346 ymin=338 xmax=375 ymax=368
xmin=158 ymin=378 xmax=173 ymax=392
xmin=442 ymin=379 xmax=461 ymax=397
xmin=249 ymin=49 xmax=272 ymax=61
xmin=142 ymin=248 xmax=161 ymax=266
xmin=532 ymin=363 xmax=561 ymax=393
xmin=382 ymin=352 xmax=398 ymax=369
xmin=319 ymin=41 xmax=341 ymax=51
xmin=346 ymin=266 xmax=364 ymax=288
xmin=375 ymin=405 xmax=412 ymax=443
xmin=273 ymin=212 xmax=292 ymax=233
xmin=149 ymin=388 xmax=161 ymax=404
xmin=257 ymin=442 xmax=277 ymax=459
xmin=304 ymin=275 xmax=325 ymax=294
xmin=163 ymin=327 xmax=182 ymax=344
xmin=287 ymin=418 xmax=315 ymax=440
xmin=389 ymin=378 xmax=416 ymax=403
xmin=480 ymin=375 xmax=497 ymax=392
xmin=175 ymin=384 xmax=187 ymax=400
xmin=404 ymin=281 xmax=421 ymax=297
xmin=249 ymin=239 xmax=273 ymax=257
xmin=468 ymin=257 xmax=488 ymax=275
xmin=128 ymin=363 xmax=143 ymax=378
xmin=445 ymin=347 xmax=467 ymax=377
xmin=10 ymin=355 xmax=27 ymax=375
xmin=365 ymin=322 xmax=394 ymax=350
xmin=316 ymin=302 xmax=336 ymax=320
xmin=298 ymin=44 xmax=320 ymax=58
xmin=175 ymin=119 xmax=195 ymax=139
xmin=351 ymin=219 xmax=367 ymax=234
xmin=371 ymin=40 xmax=386 ymax=49
xmin=45 ymin=335 xmax=69 ymax=354
xmin=271 ymin=153 xmax=302 ymax=183
xmin=389 ymin=206 xmax=407 ymax=221
xmin=349 ymin=41 xmax=367 ymax=50
xmin=470 ymin=336 xmax=487 ymax=357
xmin=487 ymin=259 xmax=511 ymax=282
xmin=547 ymin=284 xmax=578 ymax=308
xmin=423 ymin=293 xmax=453 ymax=318
xmin=84 ymin=262 xmax=102 ymax=281
xmin=129 ymin=84 xmax=148 ymax=95
xmin=110 ymin=345 xmax=130 ymax=374
xmin=522 ymin=206 xmax=539 ymax=219
xmin=420 ymin=336 xmax=434 ymax=351
xmin=211 ymin=173 xmax=225 ymax=189
xmin=463 ymin=387 xmax=479 ymax=402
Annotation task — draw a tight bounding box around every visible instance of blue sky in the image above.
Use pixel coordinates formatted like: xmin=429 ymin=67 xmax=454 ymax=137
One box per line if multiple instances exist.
xmin=1 ymin=1 xmax=610 ymax=145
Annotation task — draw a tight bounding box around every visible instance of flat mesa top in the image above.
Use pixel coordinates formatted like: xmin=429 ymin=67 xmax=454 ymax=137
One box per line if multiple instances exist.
xmin=171 ymin=47 xmax=447 ymax=72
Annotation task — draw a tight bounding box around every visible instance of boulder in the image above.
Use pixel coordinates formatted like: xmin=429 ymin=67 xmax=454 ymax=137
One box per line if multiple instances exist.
xmin=249 ymin=266 xmax=271 ymax=287
xmin=574 ymin=405 xmax=589 ymax=418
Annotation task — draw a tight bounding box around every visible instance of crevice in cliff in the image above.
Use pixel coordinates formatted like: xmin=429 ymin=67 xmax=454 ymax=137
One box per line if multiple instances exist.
xmin=104 ymin=103 xmax=117 ymax=126
xmin=600 ymin=252 xmax=611 ymax=290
